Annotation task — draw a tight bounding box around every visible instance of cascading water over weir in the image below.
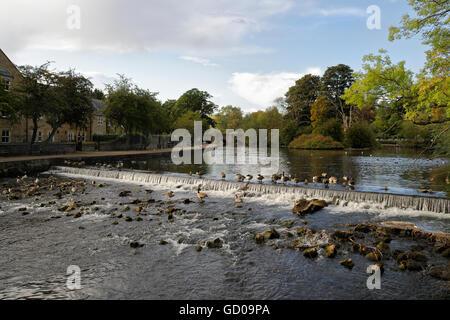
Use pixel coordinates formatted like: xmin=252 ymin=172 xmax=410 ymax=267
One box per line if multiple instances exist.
xmin=52 ymin=166 xmax=450 ymax=214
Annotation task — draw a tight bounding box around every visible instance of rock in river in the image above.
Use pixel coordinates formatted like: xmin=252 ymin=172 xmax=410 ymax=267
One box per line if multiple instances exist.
xmin=263 ymin=228 xmax=280 ymax=240
xmin=324 ymin=245 xmax=337 ymax=258
xmin=293 ymin=199 xmax=327 ymax=216
xmin=340 ymin=259 xmax=354 ymax=269
xmin=130 ymin=241 xmax=144 ymax=248
xmin=207 ymin=238 xmax=223 ymax=249
xmin=302 ymin=248 xmax=318 ymax=258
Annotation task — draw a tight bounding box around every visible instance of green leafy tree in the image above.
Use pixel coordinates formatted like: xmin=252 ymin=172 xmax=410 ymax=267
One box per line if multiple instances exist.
xmin=162 ymin=99 xmax=177 ymax=130
xmin=44 ymin=69 xmax=94 ymax=143
xmin=321 ymin=64 xmax=355 ymax=130
xmin=345 ymin=122 xmax=377 ymax=148
xmin=91 ymin=88 xmax=104 ymax=100
xmin=313 ymin=118 xmax=344 ymax=142
xmin=0 ymin=78 xmax=17 ymax=122
xmin=173 ymin=88 xmax=218 ymax=127
xmin=285 ymin=74 xmax=321 ymax=125
xmin=342 ymin=51 xmax=415 ymax=118
xmin=173 ymin=110 xmax=208 ymax=136
xmin=215 ymin=105 xmax=244 ymax=132
xmin=104 ymin=75 xmax=162 ymax=144
xmin=12 ymin=63 xmax=59 ymax=145
xmin=389 ymin=0 xmax=449 ymax=122
xmin=242 ymin=107 xmax=283 ymax=131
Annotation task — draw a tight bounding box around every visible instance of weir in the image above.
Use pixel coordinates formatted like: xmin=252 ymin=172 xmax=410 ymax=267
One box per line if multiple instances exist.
xmin=53 ymin=166 xmax=450 ymax=214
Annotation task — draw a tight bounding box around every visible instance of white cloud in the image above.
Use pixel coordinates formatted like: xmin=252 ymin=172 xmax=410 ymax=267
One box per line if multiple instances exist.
xmin=0 ymin=0 xmax=366 ymax=55
xmin=229 ymin=67 xmax=321 ymax=107
xmin=316 ymin=7 xmax=366 ymax=17
xmin=179 ymin=56 xmax=218 ymax=67
xmin=0 ymin=0 xmax=294 ymax=54
xmin=79 ymin=71 xmax=117 ymax=90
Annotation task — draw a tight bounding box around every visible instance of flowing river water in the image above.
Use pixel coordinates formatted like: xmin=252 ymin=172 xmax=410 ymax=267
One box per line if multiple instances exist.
xmin=0 ymin=148 xmax=449 ymax=299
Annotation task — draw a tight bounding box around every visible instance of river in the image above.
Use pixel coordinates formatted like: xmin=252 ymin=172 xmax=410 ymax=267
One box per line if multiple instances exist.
xmin=0 ymin=147 xmax=449 ymax=300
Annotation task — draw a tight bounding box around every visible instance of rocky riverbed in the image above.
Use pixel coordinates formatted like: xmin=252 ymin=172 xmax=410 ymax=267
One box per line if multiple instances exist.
xmin=0 ymin=172 xmax=449 ymax=299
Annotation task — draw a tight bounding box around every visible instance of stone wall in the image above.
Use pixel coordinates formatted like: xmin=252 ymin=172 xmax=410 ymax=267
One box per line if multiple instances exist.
xmin=0 ymin=143 xmax=76 ymax=157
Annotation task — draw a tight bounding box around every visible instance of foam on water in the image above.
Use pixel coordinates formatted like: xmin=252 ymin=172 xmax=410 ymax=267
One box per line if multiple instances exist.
xmin=51 ymin=166 xmax=450 ymax=214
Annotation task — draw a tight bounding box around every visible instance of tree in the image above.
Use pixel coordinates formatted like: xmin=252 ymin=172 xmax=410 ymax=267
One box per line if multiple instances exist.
xmin=310 ymin=96 xmax=332 ymax=128
xmin=162 ymin=99 xmax=177 ymax=129
xmin=342 ymin=51 xmax=415 ymax=119
xmin=173 ymin=110 xmax=208 ymax=136
xmin=389 ymin=0 xmax=449 ymax=122
xmin=104 ymin=75 xmax=162 ymax=144
xmin=241 ymin=107 xmax=283 ymax=131
xmin=91 ymin=88 xmax=104 ymax=100
xmin=285 ymin=74 xmax=321 ymax=125
xmin=321 ymin=64 xmax=355 ymax=129
xmin=0 ymin=78 xmax=17 ymax=122
xmin=173 ymin=88 xmax=218 ymax=127
xmin=215 ymin=105 xmax=244 ymax=132
xmin=12 ymin=63 xmax=59 ymax=145
xmin=44 ymin=69 xmax=94 ymax=143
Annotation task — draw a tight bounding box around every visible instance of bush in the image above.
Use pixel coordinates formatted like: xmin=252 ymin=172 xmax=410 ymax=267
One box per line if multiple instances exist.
xmin=281 ymin=121 xmax=313 ymax=146
xmin=313 ymin=119 xmax=344 ymax=142
xmin=345 ymin=122 xmax=377 ymax=148
xmin=398 ymin=121 xmax=433 ymax=148
xmin=288 ymin=133 xmax=344 ymax=150
xmin=93 ymin=134 xmax=120 ymax=142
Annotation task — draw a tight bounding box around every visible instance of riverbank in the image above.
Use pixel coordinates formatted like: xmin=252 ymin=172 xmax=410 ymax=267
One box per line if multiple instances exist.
xmin=0 ymin=148 xmax=174 ymax=178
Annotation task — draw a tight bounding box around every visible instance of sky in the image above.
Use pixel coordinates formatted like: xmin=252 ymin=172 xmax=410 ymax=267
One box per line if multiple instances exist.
xmin=1 ymin=0 xmax=427 ymax=113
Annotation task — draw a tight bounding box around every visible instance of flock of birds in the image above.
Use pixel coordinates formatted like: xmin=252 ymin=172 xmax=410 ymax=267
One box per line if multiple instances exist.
xmin=190 ymin=171 xmax=356 ymax=190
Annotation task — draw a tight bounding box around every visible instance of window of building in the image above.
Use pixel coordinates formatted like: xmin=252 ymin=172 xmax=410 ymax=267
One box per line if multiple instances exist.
xmin=68 ymin=132 xmax=73 ymax=142
xmin=98 ymin=116 xmax=103 ymax=125
xmin=3 ymin=80 xmax=10 ymax=92
xmin=37 ymin=131 xmax=42 ymax=142
xmin=1 ymin=130 xmax=10 ymax=143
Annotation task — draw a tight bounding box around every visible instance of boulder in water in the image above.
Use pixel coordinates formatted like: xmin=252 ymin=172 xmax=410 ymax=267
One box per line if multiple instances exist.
xmin=405 ymin=259 xmax=423 ymax=271
xmin=130 ymin=241 xmax=144 ymax=248
xmin=119 ymin=191 xmax=131 ymax=197
xmin=365 ymin=252 xmax=381 ymax=262
xmin=263 ymin=228 xmax=280 ymax=240
xmin=293 ymin=199 xmax=327 ymax=216
xmin=302 ymin=247 xmax=318 ymax=258
xmin=324 ymin=245 xmax=337 ymax=258
xmin=255 ymin=234 xmax=265 ymax=244
xmin=295 ymin=227 xmax=313 ymax=236
xmin=207 ymin=238 xmax=223 ymax=249
xmin=331 ymin=230 xmax=354 ymax=241
xmin=340 ymin=259 xmax=354 ymax=269
xmin=429 ymin=264 xmax=450 ymax=281
xmin=408 ymin=251 xmax=427 ymax=262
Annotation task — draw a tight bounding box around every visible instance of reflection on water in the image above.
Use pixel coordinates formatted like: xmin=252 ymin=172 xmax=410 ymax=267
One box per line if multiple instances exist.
xmin=115 ymin=148 xmax=450 ymax=198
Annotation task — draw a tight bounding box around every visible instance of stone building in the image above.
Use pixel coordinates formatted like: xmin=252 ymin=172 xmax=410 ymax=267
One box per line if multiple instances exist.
xmin=0 ymin=48 xmax=107 ymax=145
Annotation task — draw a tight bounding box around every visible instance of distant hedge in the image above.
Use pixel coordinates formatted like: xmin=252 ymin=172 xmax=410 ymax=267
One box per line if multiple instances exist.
xmin=288 ymin=133 xmax=344 ymax=150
